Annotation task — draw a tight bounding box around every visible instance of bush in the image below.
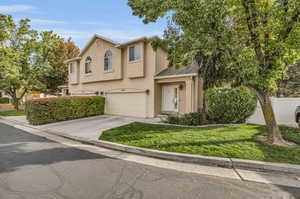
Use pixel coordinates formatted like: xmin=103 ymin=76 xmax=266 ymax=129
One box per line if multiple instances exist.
xmin=205 ymin=87 xmax=257 ymax=124
xmin=0 ymin=97 xmax=9 ymax=104
xmin=164 ymin=111 xmax=209 ymax=126
xmin=25 ymin=96 xmax=105 ymax=125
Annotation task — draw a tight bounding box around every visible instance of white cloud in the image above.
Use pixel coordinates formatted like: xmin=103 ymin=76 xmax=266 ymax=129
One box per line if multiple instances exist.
xmin=38 ymin=28 xmax=163 ymax=49
xmin=0 ymin=4 xmax=36 ymax=13
xmin=97 ymin=29 xmax=163 ymax=42
xmin=29 ymin=19 xmax=66 ymax=26
xmin=51 ymin=29 xmax=94 ymax=40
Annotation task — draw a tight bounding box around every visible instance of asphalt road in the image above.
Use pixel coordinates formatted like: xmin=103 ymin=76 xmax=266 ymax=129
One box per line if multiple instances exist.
xmin=0 ymin=122 xmax=299 ymax=199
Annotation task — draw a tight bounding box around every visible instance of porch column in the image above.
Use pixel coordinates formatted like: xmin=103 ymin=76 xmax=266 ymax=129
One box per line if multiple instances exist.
xmin=185 ymin=79 xmax=193 ymax=113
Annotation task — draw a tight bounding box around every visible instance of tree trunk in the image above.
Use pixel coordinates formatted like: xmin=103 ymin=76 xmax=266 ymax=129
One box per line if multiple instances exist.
xmin=255 ymin=90 xmax=288 ymax=145
xmin=9 ymin=91 xmax=20 ymax=111
xmin=12 ymin=97 xmax=19 ymax=110
xmin=202 ymin=96 xmax=208 ymax=122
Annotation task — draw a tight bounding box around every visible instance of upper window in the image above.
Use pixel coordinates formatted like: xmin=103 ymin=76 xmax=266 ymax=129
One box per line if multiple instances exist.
xmin=104 ymin=50 xmax=113 ymax=71
xmin=69 ymin=63 xmax=74 ymax=73
xmin=129 ymin=45 xmax=141 ymax=62
xmin=85 ymin=56 xmax=92 ymax=74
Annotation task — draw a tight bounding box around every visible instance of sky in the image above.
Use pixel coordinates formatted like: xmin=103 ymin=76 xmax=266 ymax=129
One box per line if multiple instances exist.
xmin=0 ymin=0 xmax=168 ymax=49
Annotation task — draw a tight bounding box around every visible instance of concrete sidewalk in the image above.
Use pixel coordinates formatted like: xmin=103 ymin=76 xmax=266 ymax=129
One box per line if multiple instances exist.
xmin=3 ymin=115 xmax=160 ymax=140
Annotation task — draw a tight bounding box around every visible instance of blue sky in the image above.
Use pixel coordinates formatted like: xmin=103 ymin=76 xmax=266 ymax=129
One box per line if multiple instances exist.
xmin=0 ymin=0 xmax=168 ymax=48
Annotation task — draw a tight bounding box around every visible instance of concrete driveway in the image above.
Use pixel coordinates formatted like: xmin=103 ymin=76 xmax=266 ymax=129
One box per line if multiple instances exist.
xmin=4 ymin=115 xmax=160 ymax=140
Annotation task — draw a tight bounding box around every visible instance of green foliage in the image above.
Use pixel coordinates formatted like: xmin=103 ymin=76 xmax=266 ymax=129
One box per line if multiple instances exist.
xmin=0 ymin=14 xmax=61 ymax=109
xmin=128 ymin=0 xmax=300 ymax=93
xmin=0 ymin=110 xmax=25 ymax=116
xmin=277 ymin=62 xmax=300 ymax=97
xmin=153 ymin=20 xmax=232 ymax=90
xmin=38 ymin=38 xmax=80 ymax=95
xmin=101 ymin=122 xmax=300 ymax=164
xmin=205 ymin=87 xmax=257 ymax=123
xmin=164 ymin=112 xmax=209 ymax=126
xmin=25 ymin=96 xmax=105 ymax=125
xmin=0 ymin=97 xmax=9 ymax=104
xmin=128 ymin=0 xmax=300 ymax=141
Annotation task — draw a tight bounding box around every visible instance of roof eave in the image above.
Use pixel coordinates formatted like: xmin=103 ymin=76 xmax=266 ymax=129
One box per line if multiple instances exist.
xmin=154 ymin=73 xmax=198 ymax=80
xmin=64 ymin=57 xmax=82 ymax=64
xmin=115 ymin=37 xmax=148 ymax=48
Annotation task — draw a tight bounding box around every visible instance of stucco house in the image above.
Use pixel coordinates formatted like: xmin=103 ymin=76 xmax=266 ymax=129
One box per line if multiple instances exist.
xmin=64 ymin=34 xmax=203 ymax=118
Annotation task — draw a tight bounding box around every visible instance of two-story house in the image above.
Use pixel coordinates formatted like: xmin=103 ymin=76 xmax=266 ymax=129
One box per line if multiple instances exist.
xmin=64 ymin=34 xmax=204 ymax=118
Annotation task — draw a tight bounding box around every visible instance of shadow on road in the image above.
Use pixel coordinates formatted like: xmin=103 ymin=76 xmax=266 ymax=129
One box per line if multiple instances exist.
xmin=0 ymin=122 xmax=110 ymax=174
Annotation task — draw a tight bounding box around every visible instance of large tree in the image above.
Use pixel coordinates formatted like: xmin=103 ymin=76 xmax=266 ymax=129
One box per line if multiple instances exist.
xmin=152 ymin=20 xmax=232 ymax=118
xmin=39 ymin=38 xmax=80 ymax=95
xmin=277 ymin=62 xmax=300 ymax=97
xmin=128 ymin=0 xmax=300 ymax=145
xmin=0 ymin=15 xmax=60 ymax=109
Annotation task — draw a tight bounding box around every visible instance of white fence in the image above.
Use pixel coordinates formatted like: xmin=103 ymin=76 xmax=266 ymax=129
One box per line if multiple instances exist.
xmin=247 ymin=97 xmax=300 ymax=127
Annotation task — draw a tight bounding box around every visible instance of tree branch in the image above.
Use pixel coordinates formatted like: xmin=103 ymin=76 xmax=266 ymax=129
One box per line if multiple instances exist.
xmin=241 ymin=0 xmax=265 ymax=66
xmin=281 ymin=1 xmax=300 ymax=40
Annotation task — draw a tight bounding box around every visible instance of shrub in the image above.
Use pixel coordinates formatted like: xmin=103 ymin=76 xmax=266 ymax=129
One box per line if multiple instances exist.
xmin=205 ymin=87 xmax=257 ymax=124
xmin=0 ymin=97 xmax=10 ymax=104
xmin=25 ymin=96 xmax=105 ymax=125
xmin=164 ymin=111 xmax=209 ymax=126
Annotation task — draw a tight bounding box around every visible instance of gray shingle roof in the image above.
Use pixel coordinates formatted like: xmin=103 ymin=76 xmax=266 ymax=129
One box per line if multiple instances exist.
xmin=156 ymin=65 xmax=199 ymax=77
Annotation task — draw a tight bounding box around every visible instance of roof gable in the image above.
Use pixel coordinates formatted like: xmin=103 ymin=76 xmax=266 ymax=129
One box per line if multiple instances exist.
xmin=156 ymin=65 xmax=200 ymax=77
xmin=79 ymin=34 xmax=120 ymax=57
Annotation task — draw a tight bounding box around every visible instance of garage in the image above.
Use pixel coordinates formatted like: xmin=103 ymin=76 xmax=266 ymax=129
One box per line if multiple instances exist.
xmin=105 ymin=91 xmax=147 ymax=118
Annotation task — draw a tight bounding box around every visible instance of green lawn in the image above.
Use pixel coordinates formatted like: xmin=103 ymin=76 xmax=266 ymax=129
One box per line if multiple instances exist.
xmin=100 ymin=122 xmax=300 ymax=164
xmin=0 ymin=110 xmax=25 ymax=116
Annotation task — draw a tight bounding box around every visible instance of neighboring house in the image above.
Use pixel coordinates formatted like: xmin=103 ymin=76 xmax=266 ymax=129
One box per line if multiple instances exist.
xmin=58 ymin=84 xmax=69 ymax=96
xmin=64 ymin=34 xmax=203 ymax=118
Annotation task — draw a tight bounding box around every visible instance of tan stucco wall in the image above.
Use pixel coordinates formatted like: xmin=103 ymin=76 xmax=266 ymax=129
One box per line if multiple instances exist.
xmin=155 ymin=48 xmax=169 ymax=75
xmin=68 ymin=61 xmax=80 ymax=84
xmin=69 ymin=39 xmax=157 ymax=118
xmin=79 ymin=39 xmax=122 ymax=83
xmin=155 ymin=75 xmax=203 ymax=115
xmin=68 ymin=35 xmax=203 ymax=118
xmin=127 ymin=42 xmax=145 ymax=78
xmin=155 ymin=82 xmax=186 ymax=114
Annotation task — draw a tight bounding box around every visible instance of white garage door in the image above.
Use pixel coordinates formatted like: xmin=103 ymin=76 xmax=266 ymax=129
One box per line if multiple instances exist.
xmin=105 ymin=92 xmax=147 ymax=118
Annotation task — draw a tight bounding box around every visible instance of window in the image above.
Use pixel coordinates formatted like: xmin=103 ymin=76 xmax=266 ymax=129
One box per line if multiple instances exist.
xmin=104 ymin=50 xmax=113 ymax=71
xmin=129 ymin=45 xmax=141 ymax=62
xmin=85 ymin=56 xmax=92 ymax=74
xmin=69 ymin=63 xmax=74 ymax=73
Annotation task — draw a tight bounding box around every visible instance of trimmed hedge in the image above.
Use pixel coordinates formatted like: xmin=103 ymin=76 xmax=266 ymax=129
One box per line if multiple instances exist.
xmin=0 ymin=97 xmax=9 ymax=104
xmin=25 ymin=96 xmax=105 ymax=125
xmin=164 ymin=112 xmax=210 ymax=126
xmin=205 ymin=87 xmax=257 ymax=124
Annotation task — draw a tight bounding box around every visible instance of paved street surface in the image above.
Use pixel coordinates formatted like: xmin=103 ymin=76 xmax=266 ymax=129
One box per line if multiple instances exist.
xmin=0 ymin=122 xmax=299 ymax=199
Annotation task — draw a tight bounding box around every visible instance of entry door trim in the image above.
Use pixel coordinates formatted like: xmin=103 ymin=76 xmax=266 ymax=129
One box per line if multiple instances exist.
xmin=162 ymin=85 xmax=179 ymax=112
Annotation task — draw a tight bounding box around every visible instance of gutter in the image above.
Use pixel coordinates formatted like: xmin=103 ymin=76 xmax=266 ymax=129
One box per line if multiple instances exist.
xmin=154 ymin=73 xmax=198 ymax=80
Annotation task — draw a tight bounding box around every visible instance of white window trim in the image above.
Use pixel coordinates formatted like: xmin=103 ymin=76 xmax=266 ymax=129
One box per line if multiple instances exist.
xmin=85 ymin=56 xmax=92 ymax=74
xmin=128 ymin=44 xmax=141 ymax=63
xmin=104 ymin=49 xmax=113 ymax=72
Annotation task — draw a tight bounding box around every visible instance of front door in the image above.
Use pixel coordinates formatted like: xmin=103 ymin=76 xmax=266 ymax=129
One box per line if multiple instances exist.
xmin=162 ymin=85 xmax=179 ymax=112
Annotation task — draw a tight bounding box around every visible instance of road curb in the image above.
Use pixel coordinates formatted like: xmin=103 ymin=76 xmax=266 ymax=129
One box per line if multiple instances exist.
xmin=49 ymin=130 xmax=300 ymax=175
xmin=1 ymin=116 xmax=300 ymax=175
